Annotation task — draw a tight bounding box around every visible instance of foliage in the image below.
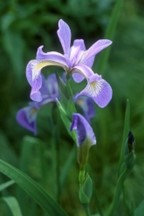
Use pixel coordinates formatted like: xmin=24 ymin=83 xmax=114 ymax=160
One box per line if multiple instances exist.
xmin=0 ymin=0 xmax=144 ymax=215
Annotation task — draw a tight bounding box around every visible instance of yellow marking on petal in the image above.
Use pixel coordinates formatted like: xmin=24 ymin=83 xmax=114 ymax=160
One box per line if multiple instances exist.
xmin=27 ymin=107 xmax=38 ymax=123
xmin=30 ymin=107 xmax=37 ymax=115
xmin=32 ymin=60 xmax=65 ymax=81
xmin=87 ymin=81 xmax=102 ymax=97
xmin=76 ymin=99 xmax=84 ymax=106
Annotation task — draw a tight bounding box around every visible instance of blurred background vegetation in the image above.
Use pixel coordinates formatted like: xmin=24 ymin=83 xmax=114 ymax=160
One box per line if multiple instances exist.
xmin=0 ymin=0 xmax=144 ymax=215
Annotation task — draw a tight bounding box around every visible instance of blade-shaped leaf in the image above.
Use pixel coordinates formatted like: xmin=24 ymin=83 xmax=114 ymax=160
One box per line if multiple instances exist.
xmin=134 ymin=200 xmax=144 ymax=216
xmin=0 ymin=159 xmax=67 ymax=216
xmin=1 ymin=196 xmax=23 ymax=216
xmin=97 ymin=0 xmax=123 ymax=72
xmin=118 ymin=99 xmax=130 ymax=174
xmin=0 ymin=180 xmax=15 ymax=192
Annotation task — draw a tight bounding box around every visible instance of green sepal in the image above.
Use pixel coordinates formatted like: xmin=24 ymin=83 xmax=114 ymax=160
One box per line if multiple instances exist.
xmin=79 ymin=172 xmax=93 ymax=205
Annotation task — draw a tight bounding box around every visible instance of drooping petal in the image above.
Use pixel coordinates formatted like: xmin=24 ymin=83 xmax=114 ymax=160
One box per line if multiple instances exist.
xmin=75 ymin=95 xmax=95 ymax=121
xmin=16 ymin=105 xmax=38 ymax=134
xmin=30 ymin=89 xmax=42 ymax=102
xmin=57 ymin=19 xmax=71 ymax=56
xmin=72 ymin=73 xmax=85 ymax=83
xmin=40 ymin=73 xmax=59 ymax=100
xmin=70 ymin=113 xmax=96 ymax=147
xmin=72 ymin=64 xmax=94 ymax=83
xmin=26 ymin=49 xmax=68 ymax=102
xmin=81 ymin=39 xmax=112 ymax=66
xmin=75 ymin=74 xmax=112 ymax=108
xmin=26 ymin=61 xmax=43 ymax=101
xmin=26 ymin=55 xmax=67 ymax=87
xmin=36 ymin=46 xmax=69 ymax=67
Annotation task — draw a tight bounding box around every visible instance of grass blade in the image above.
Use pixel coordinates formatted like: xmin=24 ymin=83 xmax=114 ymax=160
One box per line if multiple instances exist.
xmin=0 ymin=159 xmax=67 ymax=216
xmin=1 ymin=196 xmax=23 ymax=216
xmin=0 ymin=180 xmax=15 ymax=192
xmin=118 ymin=99 xmax=130 ymax=172
xmin=97 ymin=0 xmax=123 ymax=72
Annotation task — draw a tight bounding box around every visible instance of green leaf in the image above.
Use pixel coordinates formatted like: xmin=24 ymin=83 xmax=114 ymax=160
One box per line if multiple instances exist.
xmin=118 ymin=99 xmax=130 ymax=174
xmin=134 ymin=200 xmax=144 ymax=216
xmin=108 ymin=100 xmax=132 ymax=216
xmin=97 ymin=0 xmax=123 ymax=72
xmin=56 ymin=99 xmax=76 ymax=142
xmin=0 ymin=180 xmax=15 ymax=192
xmin=60 ymin=147 xmax=76 ymax=187
xmin=0 ymin=159 xmax=67 ymax=216
xmin=0 ymin=196 xmax=23 ymax=216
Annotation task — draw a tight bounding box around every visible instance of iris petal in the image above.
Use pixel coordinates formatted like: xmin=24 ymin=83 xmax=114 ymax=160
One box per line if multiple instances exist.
xmin=70 ymin=39 xmax=85 ymax=65
xmin=81 ymin=39 xmax=112 ymax=65
xmin=57 ymin=19 xmax=71 ymax=56
xmin=71 ymin=113 xmax=96 ymax=146
xmin=16 ymin=106 xmax=37 ymax=134
xmin=26 ymin=48 xmax=68 ymax=101
xmin=36 ymin=46 xmax=69 ymax=66
xmin=72 ymin=64 xmax=94 ymax=82
xmin=76 ymin=75 xmax=112 ymax=108
xmin=75 ymin=96 xmax=95 ymax=121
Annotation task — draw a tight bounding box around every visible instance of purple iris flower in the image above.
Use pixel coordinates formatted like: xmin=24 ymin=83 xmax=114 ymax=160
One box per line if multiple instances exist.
xmin=26 ymin=19 xmax=112 ymax=106
xmin=16 ymin=73 xmax=59 ymax=134
xmin=75 ymin=73 xmax=112 ymax=108
xmin=16 ymin=102 xmax=39 ymax=134
xmin=75 ymin=95 xmax=95 ymax=122
xmin=70 ymin=113 xmax=96 ymax=147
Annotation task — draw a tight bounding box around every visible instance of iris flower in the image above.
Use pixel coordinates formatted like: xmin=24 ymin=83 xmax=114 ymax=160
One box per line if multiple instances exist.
xmin=75 ymin=95 xmax=95 ymax=122
xmin=16 ymin=102 xmax=39 ymax=134
xmin=26 ymin=19 xmax=112 ymax=107
xmin=16 ymin=74 xmax=59 ymax=134
xmin=70 ymin=113 xmax=96 ymax=147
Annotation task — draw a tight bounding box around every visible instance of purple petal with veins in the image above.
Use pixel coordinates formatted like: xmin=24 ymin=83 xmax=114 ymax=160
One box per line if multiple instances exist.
xmin=70 ymin=113 xmax=96 ymax=146
xmin=25 ymin=19 xmax=112 ymax=102
xmin=81 ymin=39 xmax=112 ymax=65
xmin=40 ymin=73 xmax=59 ymax=102
xmin=75 ymin=74 xmax=112 ymax=108
xmin=57 ymin=19 xmax=71 ymax=56
xmin=72 ymin=64 xmax=94 ymax=82
xmin=75 ymin=95 xmax=95 ymax=121
xmin=16 ymin=103 xmax=38 ymax=134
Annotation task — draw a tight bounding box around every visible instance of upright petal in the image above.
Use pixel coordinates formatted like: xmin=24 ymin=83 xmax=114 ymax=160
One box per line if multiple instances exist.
xmin=70 ymin=39 xmax=86 ymax=82
xmin=16 ymin=105 xmax=38 ymax=134
xmin=75 ymin=74 xmax=112 ymax=108
xmin=57 ymin=19 xmax=71 ymax=56
xmin=70 ymin=39 xmax=85 ymax=66
xmin=81 ymin=39 xmax=112 ymax=65
xmin=70 ymin=113 xmax=96 ymax=147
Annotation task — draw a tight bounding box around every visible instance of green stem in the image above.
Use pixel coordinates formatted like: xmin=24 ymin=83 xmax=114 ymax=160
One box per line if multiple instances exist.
xmin=108 ymin=168 xmax=131 ymax=216
xmin=83 ymin=204 xmax=91 ymax=216
xmin=51 ymin=105 xmax=61 ymax=202
xmin=94 ymin=192 xmax=104 ymax=216
xmin=56 ymin=139 xmax=61 ymax=203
